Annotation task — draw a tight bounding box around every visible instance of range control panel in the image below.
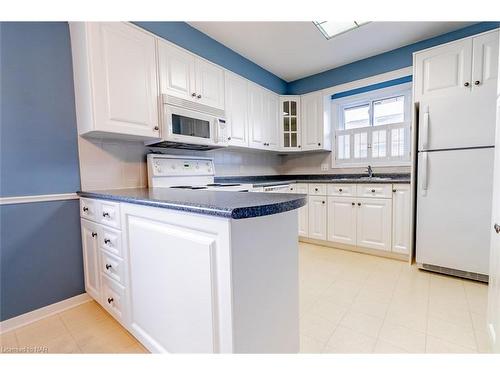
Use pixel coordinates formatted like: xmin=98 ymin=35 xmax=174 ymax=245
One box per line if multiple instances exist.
xmin=149 ymin=155 xmax=214 ymax=177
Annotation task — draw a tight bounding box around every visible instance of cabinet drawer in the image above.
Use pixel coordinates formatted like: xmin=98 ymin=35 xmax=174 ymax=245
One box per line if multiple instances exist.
xmin=99 ymin=200 xmax=121 ymax=229
xmin=295 ymin=183 xmax=308 ymax=195
xmin=287 ymin=184 xmax=297 ymax=193
xmin=100 ymin=250 xmax=126 ymax=286
xmin=327 ymin=184 xmax=355 ymax=197
xmin=99 ymin=225 xmax=123 ymax=257
xmin=80 ymin=198 xmax=98 ymax=221
xmin=356 ymin=184 xmax=392 ymax=198
xmin=308 ymin=183 xmax=327 ymax=196
xmin=101 ymin=273 xmax=126 ymax=322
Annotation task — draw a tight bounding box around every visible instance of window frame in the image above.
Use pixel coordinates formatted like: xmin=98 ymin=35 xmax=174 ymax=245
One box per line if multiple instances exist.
xmin=332 ymin=82 xmax=412 ymax=168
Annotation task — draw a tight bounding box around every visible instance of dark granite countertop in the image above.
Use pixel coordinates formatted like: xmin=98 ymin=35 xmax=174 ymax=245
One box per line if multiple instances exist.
xmin=215 ymin=173 xmax=411 ymax=187
xmin=78 ymin=188 xmax=306 ymax=220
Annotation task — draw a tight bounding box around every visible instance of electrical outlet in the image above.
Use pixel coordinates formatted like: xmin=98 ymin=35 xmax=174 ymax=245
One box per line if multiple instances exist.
xmin=321 ymin=163 xmax=329 ymax=171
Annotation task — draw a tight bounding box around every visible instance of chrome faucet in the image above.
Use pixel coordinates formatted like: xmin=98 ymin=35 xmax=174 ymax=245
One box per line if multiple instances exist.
xmin=366 ymin=165 xmax=373 ymax=178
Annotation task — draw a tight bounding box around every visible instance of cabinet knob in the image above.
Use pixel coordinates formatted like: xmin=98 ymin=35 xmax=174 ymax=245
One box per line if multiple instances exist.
xmin=494 ymin=223 xmax=500 ymax=234
xmin=83 ymin=207 xmax=89 ymax=212
xmin=392 ymin=189 xmax=397 ymax=193
xmin=474 ymin=80 xmax=481 ymax=86
xmin=227 ymin=137 xmax=231 ymax=140
xmin=91 ymin=232 xmax=97 ymax=238
xmin=197 ymin=94 xmax=202 ymax=99
xmin=105 ymin=264 xmax=112 ymax=270
xmin=371 ymin=189 xmax=376 ymax=193
xmin=102 ymin=212 xmax=110 ymax=217
xmin=154 ymin=126 xmax=159 ymax=131
xmin=191 ymin=93 xmax=197 ymax=97
xmin=351 ymin=202 xmax=355 ymax=206
xmin=358 ymin=202 xmax=361 ymax=206
xmin=322 ymin=201 xmax=325 ymax=204
xmin=338 ymin=188 xmax=343 ymax=192
xmin=318 ymin=143 xmax=321 ymax=146
xmin=104 ymin=239 xmax=111 ymax=244
xmin=298 ymin=145 xmax=301 ymax=148
xmin=464 ymin=82 xmax=470 ymax=87
xmin=315 ymin=188 xmax=318 ymax=191
xmin=107 ymin=297 xmax=114 ymax=304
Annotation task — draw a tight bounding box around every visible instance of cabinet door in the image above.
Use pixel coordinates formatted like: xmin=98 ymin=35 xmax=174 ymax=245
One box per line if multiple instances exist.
xmin=356 ymin=198 xmax=392 ymax=251
xmin=248 ymin=84 xmax=265 ymax=148
xmin=472 ymin=30 xmax=499 ymax=93
xmin=195 ymin=58 xmax=225 ymax=109
xmin=298 ymin=205 xmax=309 ymax=237
xmin=80 ymin=219 xmax=101 ymax=301
xmin=89 ymin=23 xmax=159 ymax=138
xmin=327 ymin=197 xmax=356 ymax=246
xmin=126 ymin=214 xmax=217 ymax=353
xmin=280 ymin=96 xmax=301 ymax=150
xmin=301 ymin=92 xmax=324 ymax=150
xmin=391 ymin=185 xmax=411 ymax=254
xmin=225 ymin=72 xmax=248 ymax=147
xmin=158 ymin=41 xmax=196 ymax=101
xmin=414 ymin=38 xmax=473 ymax=101
xmin=265 ymin=92 xmax=280 ymax=149
xmin=308 ymin=196 xmax=327 ymax=240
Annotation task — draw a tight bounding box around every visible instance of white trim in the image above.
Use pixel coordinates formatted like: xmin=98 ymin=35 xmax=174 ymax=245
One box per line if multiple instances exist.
xmin=321 ymin=67 xmax=413 ymax=97
xmin=0 ymin=293 xmax=91 ymax=334
xmin=0 ymin=193 xmax=79 ymax=205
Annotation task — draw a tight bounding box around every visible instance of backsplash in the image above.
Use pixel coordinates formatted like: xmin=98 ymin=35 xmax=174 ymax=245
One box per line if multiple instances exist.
xmin=78 ymin=139 xmax=282 ymax=190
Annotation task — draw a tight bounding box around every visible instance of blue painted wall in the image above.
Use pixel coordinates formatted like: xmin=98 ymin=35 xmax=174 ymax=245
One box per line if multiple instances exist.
xmin=134 ymin=22 xmax=288 ymax=95
xmin=0 ymin=22 xmax=84 ymax=321
xmin=287 ymin=22 xmax=500 ymax=94
xmin=1 ymin=22 xmax=81 ymax=197
xmin=0 ymin=200 xmax=84 ymax=321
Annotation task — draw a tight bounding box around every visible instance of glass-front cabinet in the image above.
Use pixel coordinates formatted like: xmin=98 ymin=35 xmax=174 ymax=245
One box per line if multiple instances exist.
xmin=280 ymin=96 xmax=301 ymax=150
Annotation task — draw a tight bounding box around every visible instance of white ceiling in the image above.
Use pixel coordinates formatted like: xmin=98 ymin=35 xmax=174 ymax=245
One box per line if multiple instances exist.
xmin=188 ymin=22 xmax=474 ymax=82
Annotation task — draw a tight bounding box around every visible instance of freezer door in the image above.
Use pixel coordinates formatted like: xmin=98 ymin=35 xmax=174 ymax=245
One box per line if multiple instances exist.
xmin=418 ymin=94 xmax=497 ymax=151
xmin=416 ymin=147 xmax=494 ymax=274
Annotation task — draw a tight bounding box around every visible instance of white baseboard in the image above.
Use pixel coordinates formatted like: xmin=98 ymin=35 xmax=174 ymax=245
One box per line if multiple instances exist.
xmin=0 ymin=293 xmax=91 ymax=334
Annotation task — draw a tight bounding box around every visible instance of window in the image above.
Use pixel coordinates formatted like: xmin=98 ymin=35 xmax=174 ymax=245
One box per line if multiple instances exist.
xmin=332 ymin=83 xmax=412 ymax=167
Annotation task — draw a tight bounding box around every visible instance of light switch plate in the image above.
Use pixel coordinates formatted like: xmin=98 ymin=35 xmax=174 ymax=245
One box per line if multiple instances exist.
xmin=321 ymin=163 xmax=329 ymax=171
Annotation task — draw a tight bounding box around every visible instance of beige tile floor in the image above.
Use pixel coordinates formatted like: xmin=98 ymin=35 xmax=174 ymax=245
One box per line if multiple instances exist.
xmin=0 ymin=242 xmax=492 ymax=354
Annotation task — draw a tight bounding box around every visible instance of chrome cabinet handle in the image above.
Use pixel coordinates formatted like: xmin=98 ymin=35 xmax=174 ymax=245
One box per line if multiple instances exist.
xmin=464 ymin=82 xmax=470 ymax=87
xmin=102 ymin=212 xmax=110 ymax=217
xmin=83 ymin=207 xmax=89 ymax=212
xmin=107 ymin=297 xmax=114 ymax=304
xmin=105 ymin=264 xmax=112 ymax=270
xmin=91 ymin=232 xmax=97 ymax=238
xmin=104 ymin=239 xmax=111 ymax=244
xmin=495 ymin=223 xmax=500 ymax=234
xmin=474 ymin=80 xmax=480 ymax=86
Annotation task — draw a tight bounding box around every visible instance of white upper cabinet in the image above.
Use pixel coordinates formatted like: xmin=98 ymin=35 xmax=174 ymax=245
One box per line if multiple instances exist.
xmin=70 ymin=22 xmax=160 ymax=139
xmin=264 ymin=92 xmax=280 ymax=149
xmin=472 ymin=30 xmax=499 ymax=93
xmin=158 ymin=41 xmax=195 ymax=101
xmin=391 ymin=184 xmax=411 ymax=254
xmin=158 ymin=41 xmax=225 ymax=110
xmin=301 ymin=91 xmax=331 ymax=151
xmin=414 ymin=38 xmax=472 ymax=101
xmin=280 ymin=96 xmax=301 ymax=151
xmin=224 ymin=72 xmax=249 ymax=147
xmin=414 ymin=29 xmax=499 ymax=102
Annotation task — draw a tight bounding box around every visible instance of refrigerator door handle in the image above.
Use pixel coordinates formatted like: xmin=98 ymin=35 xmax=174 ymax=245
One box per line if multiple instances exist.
xmin=421 ymin=108 xmax=429 ymax=151
xmin=421 ymin=152 xmax=428 ymax=195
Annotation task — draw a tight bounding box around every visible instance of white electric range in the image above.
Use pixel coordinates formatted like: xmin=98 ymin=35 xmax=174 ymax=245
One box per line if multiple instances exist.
xmin=147 ymin=154 xmax=253 ymax=192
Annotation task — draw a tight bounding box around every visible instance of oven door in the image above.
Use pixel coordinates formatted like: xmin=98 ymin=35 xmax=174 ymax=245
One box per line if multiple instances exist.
xmin=164 ymin=105 xmax=218 ymax=147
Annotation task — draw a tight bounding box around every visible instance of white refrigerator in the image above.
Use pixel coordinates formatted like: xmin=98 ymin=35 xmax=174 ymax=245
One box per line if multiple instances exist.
xmin=416 ymin=97 xmax=495 ymax=277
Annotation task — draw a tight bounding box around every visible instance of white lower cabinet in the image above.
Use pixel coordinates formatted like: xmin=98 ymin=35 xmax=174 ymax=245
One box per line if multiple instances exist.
xmin=80 ymin=219 xmax=101 ymax=301
xmin=125 ymin=211 xmax=217 ymax=353
xmin=295 ymin=184 xmax=309 ymax=237
xmin=327 ymin=197 xmax=356 ymax=246
xmin=391 ymin=184 xmax=411 ymax=254
xmin=308 ymin=196 xmax=327 ymax=240
xmin=356 ymin=198 xmax=392 ymax=252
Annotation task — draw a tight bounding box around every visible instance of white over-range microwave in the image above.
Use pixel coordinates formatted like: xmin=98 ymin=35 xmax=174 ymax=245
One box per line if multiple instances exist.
xmin=146 ymin=94 xmax=228 ymax=150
